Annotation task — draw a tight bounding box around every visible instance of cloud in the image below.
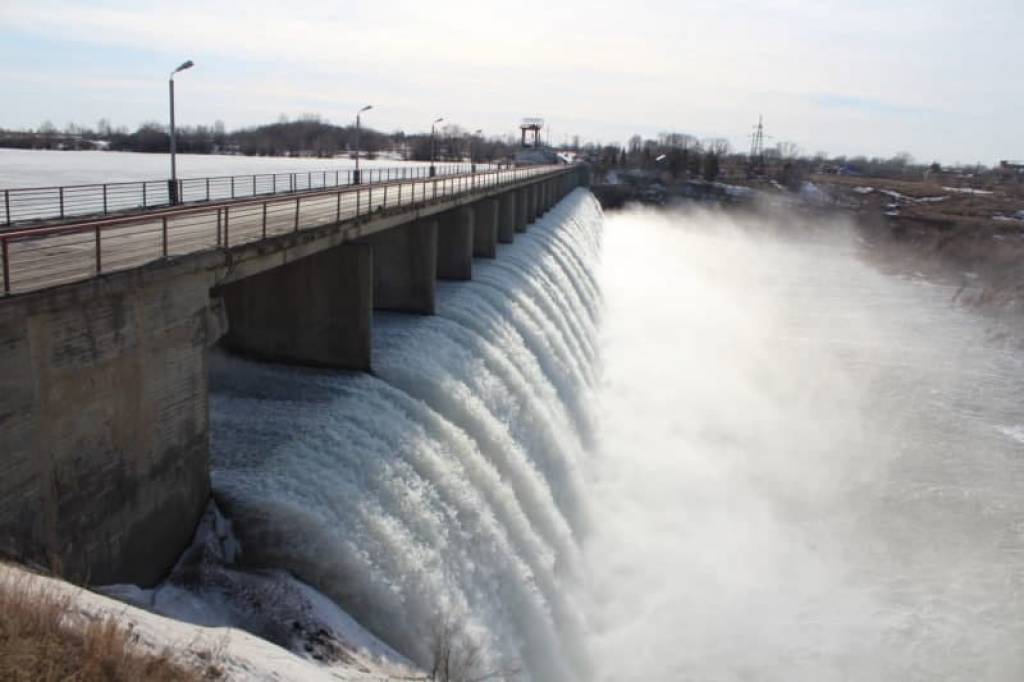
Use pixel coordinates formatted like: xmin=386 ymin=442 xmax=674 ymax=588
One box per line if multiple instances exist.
xmin=0 ymin=0 xmax=1021 ymax=162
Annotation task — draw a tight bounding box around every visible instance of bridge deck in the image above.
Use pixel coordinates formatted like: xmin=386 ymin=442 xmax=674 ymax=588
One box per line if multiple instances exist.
xmin=0 ymin=166 xmax=562 ymax=297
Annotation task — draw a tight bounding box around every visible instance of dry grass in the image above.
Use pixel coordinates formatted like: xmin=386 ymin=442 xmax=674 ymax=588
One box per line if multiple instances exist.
xmin=813 ymin=173 xmax=1024 ymax=226
xmin=0 ymin=567 xmax=222 ymax=682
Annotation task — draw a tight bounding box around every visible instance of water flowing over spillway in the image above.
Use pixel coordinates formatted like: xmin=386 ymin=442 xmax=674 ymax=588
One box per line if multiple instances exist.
xmin=210 ymin=190 xmax=603 ymax=681
xmin=208 ymin=192 xmax=1024 ymax=681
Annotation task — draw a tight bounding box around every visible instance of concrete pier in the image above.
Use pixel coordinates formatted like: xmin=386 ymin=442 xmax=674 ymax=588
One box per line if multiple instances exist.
xmin=363 ymin=218 xmax=437 ymax=314
xmin=0 ymin=273 xmax=215 ymax=586
xmin=436 ymin=207 xmax=474 ymax=280
xmin=498 ymin=192 xmax=516 ymax=244
xmin=473 ymin=199 xmax=499 ymax=258
xmin=515 ymin=189 xmax=528 ymax=232
xmin=219 ymin=244 xmax=373 ymax=370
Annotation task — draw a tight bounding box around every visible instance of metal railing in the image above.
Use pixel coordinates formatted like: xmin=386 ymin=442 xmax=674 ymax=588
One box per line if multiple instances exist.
xmin=0 ymin=165 xmax=570 ymax=297
xmin=0 ymin=163 xmax=493 ymax=226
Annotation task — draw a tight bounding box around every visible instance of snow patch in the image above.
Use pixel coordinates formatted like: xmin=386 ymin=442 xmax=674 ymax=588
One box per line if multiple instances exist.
xmin=943 ymin=187 xmax=994 ymax=195
xmin=999 ymin=425 xmax=1024 ymax=445
xmin=100 ymin=503 xmax=418 ymax=680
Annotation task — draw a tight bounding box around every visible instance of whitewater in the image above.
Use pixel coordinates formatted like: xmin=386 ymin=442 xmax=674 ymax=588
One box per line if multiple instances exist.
xmin=113 ymin=189 xmax=1024 ymax=680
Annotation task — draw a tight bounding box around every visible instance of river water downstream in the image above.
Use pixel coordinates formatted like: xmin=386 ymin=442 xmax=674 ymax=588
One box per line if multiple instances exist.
xmin=200 ymin=192 xmax=1024 ymax=681
xmin=586 ymin=205 xmax=1024 ymax=681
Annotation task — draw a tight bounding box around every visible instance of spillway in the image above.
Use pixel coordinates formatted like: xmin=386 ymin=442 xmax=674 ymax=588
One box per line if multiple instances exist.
xmin=206 ymin=191 xmax=1024 ymax=681
xmin=209 ymin=190 xmax=603 ymax=681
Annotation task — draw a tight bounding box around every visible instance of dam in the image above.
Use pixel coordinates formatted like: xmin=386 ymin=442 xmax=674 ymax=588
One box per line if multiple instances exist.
xmin=0 ymin=164 xmax=585 ymax=586
xmin=3 ymin=173 xmax=1024 ymax=681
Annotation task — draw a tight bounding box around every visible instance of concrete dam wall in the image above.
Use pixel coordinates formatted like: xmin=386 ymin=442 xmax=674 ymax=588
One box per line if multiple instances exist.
xmin=0 ymin=167 xmax=584 ymax=586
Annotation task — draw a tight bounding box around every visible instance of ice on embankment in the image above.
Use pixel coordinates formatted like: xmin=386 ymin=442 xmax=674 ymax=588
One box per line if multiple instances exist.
xmin=99 ymin=503 xmax=419 ymax=681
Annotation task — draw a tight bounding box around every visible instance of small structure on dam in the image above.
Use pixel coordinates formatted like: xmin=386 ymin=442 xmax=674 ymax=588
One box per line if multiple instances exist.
xmin=0 ymin=164 xmax=586 ymax=586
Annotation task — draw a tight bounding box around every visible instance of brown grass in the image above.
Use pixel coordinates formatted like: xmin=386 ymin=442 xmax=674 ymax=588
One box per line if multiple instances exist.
xmin=812 ymin=173 xmax=1024 ymax=227
xmin=0 ymin=567 xmax=222 ymax=682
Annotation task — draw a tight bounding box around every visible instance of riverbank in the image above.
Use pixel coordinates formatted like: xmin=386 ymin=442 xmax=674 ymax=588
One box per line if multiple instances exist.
xmin=0 ymin=561 xmax=412 ymax=681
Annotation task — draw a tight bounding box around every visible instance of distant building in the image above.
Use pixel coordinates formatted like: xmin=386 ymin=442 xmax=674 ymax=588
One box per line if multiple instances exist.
xmin=999 ymin=160 xmax=1024 ymax=179
xmin=514 ymin=147 xmax=560 ymax=165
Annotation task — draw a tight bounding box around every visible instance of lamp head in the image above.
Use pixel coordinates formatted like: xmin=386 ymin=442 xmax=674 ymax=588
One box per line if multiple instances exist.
xmin=360 ymin=105 xmax=373 ymax=113
xmin=174 ymin=60 xmax=194 ymax=74
xmin=434 ymin=117 xmax=444 ymax=124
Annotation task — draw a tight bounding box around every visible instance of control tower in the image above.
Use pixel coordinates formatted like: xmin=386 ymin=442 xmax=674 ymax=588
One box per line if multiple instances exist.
xmin=520 ymin=118 xmax=544 ymax=148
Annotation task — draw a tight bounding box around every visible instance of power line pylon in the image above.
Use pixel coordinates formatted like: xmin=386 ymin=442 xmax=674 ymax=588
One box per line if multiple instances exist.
xmin=748 ymin=115 xmax=769 ymax=177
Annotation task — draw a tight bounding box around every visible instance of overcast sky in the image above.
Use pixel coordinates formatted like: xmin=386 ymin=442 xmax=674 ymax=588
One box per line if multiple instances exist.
xmin=0 ymin=0 xmax=1020 ymax=164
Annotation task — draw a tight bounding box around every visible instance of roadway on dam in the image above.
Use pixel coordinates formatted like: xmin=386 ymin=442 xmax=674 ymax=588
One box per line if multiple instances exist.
xmin=0 ymin=165 xmax=561 ymax=296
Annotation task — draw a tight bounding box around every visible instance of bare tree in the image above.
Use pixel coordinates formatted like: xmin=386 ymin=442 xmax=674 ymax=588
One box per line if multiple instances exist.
xmin=776 ymin=141 xmax=800 ymax=160
xmin=703 ymin=138 xmax=731 ymax=156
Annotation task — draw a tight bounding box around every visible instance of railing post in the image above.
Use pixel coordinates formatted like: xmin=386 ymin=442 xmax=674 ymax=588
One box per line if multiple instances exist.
xmin=356 ymin=188 xmax=360 ymax=216
xmin=231 ymin=176 xmax=235 ymax=199
xmin=142 ymin=182 xmax=147 ymax=208
xmin=336 ymin=191 xmax=341 ymax=222
xmin=273 ymin=175 xmax=278 ymax=194
xmin=252 ymin=175 xmax=256 ymax=196
xmin=383 ymin=184 xmax=388 ymax=209
xmin=261 ymin=203 xmax=267 ymax=238
xmin=224 ymin=207 xmax=230 ymax=246
xmin=294 ymin=197 xmax=300 ymax=230
xmin=103 ymin=184 xmax=108 ymax=215
xmin=59 ymin=187 xmax=64 ymax=219
xmin=4 ymin=189 xmax=10 ymax=225
xmin=206 ymin=177 xmax=211 ymax=201
xmin=1 ymin=238 xmax=10 ymax=294
xmin=216 ymin=208 xmax=222 ymax=246
xmin=369 ymin=185 xmax=373 ymax=212
xmin=94 ymin=226 xmax=101 ymax=274
xmin=162 ymin=216 xmax=168 ymax=257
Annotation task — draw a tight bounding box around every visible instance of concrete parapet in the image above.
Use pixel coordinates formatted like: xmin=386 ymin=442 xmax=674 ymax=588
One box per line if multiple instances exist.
xmin=362 ymin=218 xmax=437 ymax=314
xmin=498 ymin=192 xmax=516 ymax=244
xmin=0 ymin=273 xmax=215 ymax=586
xmin=219 ymin=243 xmax=373 ymax=371
xmin=472 ymin=199 xmax=498 ymax=258
xmin=437 ymin=207 xmax=474 ymax=281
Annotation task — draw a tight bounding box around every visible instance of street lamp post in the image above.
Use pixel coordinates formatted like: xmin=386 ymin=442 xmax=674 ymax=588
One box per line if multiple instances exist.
xmin=430 ymin=117 xmax=443 ymax=177
xmin=168 ymin=59 xmax=194 ymax=204
xmin=471 ymin=129 xmax=482 ymax=172
xmin=354 ymin=104 xmax=372 ymax=185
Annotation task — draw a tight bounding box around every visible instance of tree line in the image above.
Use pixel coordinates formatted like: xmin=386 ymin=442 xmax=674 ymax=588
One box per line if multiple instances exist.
xmin=0 ymin=115 xmax=523 ymax=163
xmin=2 ymin=117 xmax=992 ymax=188
xmin=578 ymin=130 xmax=983 ymax=188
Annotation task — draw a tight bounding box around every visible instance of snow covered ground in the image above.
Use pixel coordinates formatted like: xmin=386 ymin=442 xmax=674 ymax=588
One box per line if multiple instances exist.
xmin=2 ymin=562 xmax=418 ymax=681
xmin=0 ymin=148 xmax=455 ymax=188
xmin=93 ymin=504 xmax=421 ymax=681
